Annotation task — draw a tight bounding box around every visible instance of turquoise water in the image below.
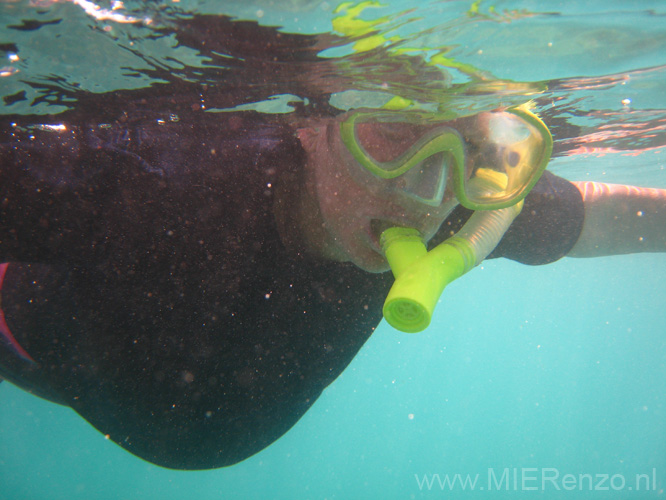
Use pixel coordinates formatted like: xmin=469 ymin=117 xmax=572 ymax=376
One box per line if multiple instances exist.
xmin=1 ymin=1 xmax=665 ymax=499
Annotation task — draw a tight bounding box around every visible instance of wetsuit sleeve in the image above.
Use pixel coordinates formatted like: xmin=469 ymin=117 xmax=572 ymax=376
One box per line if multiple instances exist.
xmin=489 ymin=170 xmax=585 ymax=264
xmin=434 ymin=171 xmax=585 ymax=265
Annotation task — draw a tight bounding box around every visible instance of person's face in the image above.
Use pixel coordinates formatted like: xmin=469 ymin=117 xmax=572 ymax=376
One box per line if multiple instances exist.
xmin=297 ymin=113 xmax=460 ymax=273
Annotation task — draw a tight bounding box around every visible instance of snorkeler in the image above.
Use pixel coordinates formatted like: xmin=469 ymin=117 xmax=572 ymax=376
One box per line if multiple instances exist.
xmin=0 ymin=17 xmax=665 ymax=471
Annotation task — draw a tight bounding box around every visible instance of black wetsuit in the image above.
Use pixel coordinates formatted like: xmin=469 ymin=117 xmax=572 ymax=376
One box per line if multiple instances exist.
xmin=0 ymin=104 xmax=583 ymax=470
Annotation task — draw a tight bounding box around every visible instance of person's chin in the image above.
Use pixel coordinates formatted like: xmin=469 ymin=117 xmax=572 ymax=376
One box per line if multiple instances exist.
xmin=348 ymin=246 xmax=390 ymax=273
xmin=326 ymin=221 xmax=390 ymax=273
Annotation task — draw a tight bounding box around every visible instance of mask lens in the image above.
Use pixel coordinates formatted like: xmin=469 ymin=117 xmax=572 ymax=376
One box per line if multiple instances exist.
xmin=354 ymin=118 xmax=437 ymax=166
xmin=391 ymin=153 xmax=448 ymax=206
xmin=463 ymin=110 xmax=551 ymax=208
xmin=350 ymin=115 xmax=455 ymax=206
xmin=355 ymin=121 xmax=419 ymax=164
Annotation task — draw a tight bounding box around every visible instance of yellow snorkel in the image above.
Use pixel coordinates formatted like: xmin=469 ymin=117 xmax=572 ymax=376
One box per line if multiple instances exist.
xmin=381 ymin=195 xmax=523 ymax=333
xmin=381 ymin=167 xmax=526 ymax=332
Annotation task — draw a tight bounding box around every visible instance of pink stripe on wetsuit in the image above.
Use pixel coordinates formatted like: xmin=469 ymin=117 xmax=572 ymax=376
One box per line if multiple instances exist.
xmin=0 ymin=263 xmax=35 ymax=363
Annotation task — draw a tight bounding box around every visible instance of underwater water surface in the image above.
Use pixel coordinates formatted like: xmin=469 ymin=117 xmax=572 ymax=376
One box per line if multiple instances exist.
xmin=1 ymin=0 xmax=665 ymax=499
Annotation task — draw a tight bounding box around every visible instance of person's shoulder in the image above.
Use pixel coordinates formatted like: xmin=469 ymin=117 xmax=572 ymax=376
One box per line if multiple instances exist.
xmin=528 ymin=170 xmax=578 ymax=199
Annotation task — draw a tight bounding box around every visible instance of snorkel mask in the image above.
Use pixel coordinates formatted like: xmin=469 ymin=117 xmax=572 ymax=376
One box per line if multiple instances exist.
xmin=340 ymin=105 xmax=553 ymax=332
xmin=340 ymin=106 xmax=551 ymax=211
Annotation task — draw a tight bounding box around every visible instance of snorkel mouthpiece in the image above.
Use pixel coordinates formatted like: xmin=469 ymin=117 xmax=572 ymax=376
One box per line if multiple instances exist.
xmin=381 ymin=228 xmax=475 ymax=333
xmin=380 ymin=201 xmax=523 ymax=333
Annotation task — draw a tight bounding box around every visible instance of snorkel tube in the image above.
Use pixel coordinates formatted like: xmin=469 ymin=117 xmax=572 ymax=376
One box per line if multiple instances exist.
xmin=381 ymin=200 xmax=522 ymax=333
xmin=380 ymin=165 xmax=529 ymax=333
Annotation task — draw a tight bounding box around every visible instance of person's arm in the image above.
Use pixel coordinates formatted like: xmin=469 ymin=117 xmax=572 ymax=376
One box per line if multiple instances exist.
xmin=568 ymin=181 xmax=666 ymax=257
